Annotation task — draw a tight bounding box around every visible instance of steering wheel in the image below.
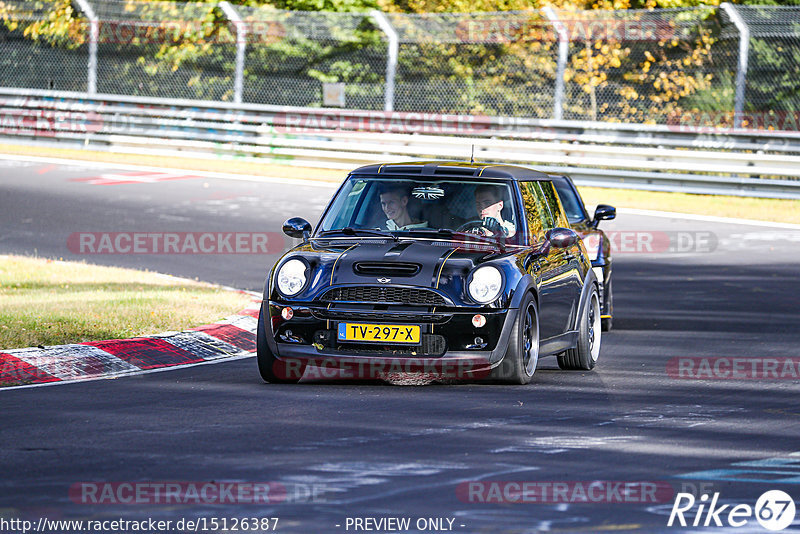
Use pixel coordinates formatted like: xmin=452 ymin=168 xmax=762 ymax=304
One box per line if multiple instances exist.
xmin=456 ymin=218 xmax=502 ymax=235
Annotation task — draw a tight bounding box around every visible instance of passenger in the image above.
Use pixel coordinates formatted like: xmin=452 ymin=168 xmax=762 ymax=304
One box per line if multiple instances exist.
xmin=474 ymin=185 xmax=516 ymax=238
xmin=379 ymin=184 xmax=428 ymax=231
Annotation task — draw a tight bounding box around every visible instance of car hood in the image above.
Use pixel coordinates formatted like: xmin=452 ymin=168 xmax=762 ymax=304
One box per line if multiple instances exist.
xmin=324 ymin=239 xmax=497 ymax=286
xmin=278 ymin=238 xmax=519 ymax=304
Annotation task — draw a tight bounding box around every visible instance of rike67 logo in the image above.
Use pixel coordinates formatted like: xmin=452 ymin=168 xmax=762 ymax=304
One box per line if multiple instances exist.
xmin=668 ymin=490 xmax=796 ymax=531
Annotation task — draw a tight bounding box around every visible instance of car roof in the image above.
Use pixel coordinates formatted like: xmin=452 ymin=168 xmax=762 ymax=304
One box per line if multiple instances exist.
xmin=547 ymin=173 xmax=577 ymax=185
xmin=350 ymin=161 xmax=551 ymax=181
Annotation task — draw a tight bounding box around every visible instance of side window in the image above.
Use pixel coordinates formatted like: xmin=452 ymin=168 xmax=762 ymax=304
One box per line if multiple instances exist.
xmin=519 ymin=181 xmax=555 ymax=242
xmin=540 ymin=181 xmax=571 ymax=229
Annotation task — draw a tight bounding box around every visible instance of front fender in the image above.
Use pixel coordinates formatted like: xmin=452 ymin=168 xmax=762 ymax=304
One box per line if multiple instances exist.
xmin=571 ymin=268 xmax=599 ymax=331
xmin=509 ymin=274 xmax=538 ymax=310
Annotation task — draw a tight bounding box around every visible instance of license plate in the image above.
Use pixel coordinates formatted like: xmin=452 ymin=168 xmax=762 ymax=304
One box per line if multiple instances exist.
xmin=337 ymin=323 xmax=421 ymax=344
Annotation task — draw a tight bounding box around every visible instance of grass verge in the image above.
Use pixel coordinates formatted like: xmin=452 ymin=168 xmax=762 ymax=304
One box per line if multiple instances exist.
xmin=2 ymin=143 xmax=799 ymax=224
xmin=0 ymin=255 xmax=254 ymax=350
xmin=579 ymin=186 xmax=800 ymax=225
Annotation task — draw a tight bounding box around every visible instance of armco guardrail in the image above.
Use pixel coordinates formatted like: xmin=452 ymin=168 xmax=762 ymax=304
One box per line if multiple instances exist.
xmin=2 ymin=88 xmax=800 ymax=199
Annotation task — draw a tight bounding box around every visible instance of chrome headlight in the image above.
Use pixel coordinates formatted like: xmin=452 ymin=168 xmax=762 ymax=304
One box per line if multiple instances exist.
xmin=277 ymin=259 xmax=308 ymax=297
xmin=468 ymin=265 xmax=503 ymax=304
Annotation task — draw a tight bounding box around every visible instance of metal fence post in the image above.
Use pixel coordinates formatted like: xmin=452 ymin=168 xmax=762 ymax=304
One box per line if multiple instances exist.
xmin=369 ymin=10 xmax=398 ymax=112
xmin=543 ymin=7 xmax=568 ymax=121
xmin=219 ymin=1 xmax=246 ymax=104
xmin=73 ymin=0 xmax=98 ymax=94
xmin=721 ymin=3 xmax=749 ymax=129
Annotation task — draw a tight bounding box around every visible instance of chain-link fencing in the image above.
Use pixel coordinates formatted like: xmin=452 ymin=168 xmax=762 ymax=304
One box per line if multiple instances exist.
xmin=0 ymin=0 xmax=90 ymax=92
xmin=234 ymin=7 xmax=386 ymax=109
xmin=91 ymin=0 xmax=235 ymax=100
xmin=736 ymin=6 xmax=800 ymax=127
xmin=386 ymin=11 xmax=558 ymax=116
xmin=555 ymin=6 xmax=737 ymax=124
xmin=0 ymin=0 xmax=799 ymax=127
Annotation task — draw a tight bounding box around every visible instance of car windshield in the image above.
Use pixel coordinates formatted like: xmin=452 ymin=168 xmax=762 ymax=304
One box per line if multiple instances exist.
xmin=318 ymin=176 xmax=522 ymax=244
xmin=551 ymin=178 xmax=587 ymax=224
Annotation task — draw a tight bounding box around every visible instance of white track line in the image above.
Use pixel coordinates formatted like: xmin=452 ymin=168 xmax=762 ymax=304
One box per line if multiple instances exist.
xmin=4 ymin=153 xmax=796 ymax=227
xmin=620 ymin=208 xmax=800 ymax=230
xmin=0 ymin=153 xmax=340 ymax=188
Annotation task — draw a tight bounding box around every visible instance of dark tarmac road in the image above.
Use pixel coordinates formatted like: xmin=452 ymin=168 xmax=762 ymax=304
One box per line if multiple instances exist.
xmin=2 ymin=156 xmax=799 ymax=533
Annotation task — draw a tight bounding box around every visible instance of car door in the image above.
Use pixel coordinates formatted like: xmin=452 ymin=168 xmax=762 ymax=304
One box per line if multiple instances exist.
xmin=540 ymin=180 xmax=584 ymax=334
xmin=519 ymin=181 xmax=578 ymax=340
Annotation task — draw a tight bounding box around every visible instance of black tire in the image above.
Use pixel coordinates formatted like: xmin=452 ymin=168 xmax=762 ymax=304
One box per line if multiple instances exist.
xmin=601 ymin=279 xmax=613 ymax=332
xmin=558 ymin=285 xmax=601 ymax=371
xmin=490 ymin=292 xmax=539 ymax=385
xmin=257 ymin=303 xmax=305 ymax=384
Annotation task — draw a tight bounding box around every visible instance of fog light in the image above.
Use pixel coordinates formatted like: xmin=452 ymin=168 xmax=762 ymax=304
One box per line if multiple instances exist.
xmin=472 ymin=314 xmax=486 ymax=328
xmin=466 ymin=336 xmax=488 ymax=350
xmin=281 ymin=307 xmax=294 ymax=320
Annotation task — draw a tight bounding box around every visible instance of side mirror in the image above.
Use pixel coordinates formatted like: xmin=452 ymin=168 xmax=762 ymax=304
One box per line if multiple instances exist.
xmin=283 ymin=217 xmax=312 ymax=241
xmin=593 ymin=205 xmax=616 ymax=227
xmin=546 ymin=227 xmax=578 ymax=249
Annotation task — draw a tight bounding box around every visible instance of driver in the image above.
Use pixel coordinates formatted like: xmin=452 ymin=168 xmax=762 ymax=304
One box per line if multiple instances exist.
xmin=379 ymin=184 xmax=428 ymax=231
xmin=474 ymin=185 xmax=516 ymax=238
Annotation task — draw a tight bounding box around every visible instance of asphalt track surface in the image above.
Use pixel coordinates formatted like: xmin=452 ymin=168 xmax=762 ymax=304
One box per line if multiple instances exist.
xmin=1 ymin=156 xmax=800 ymax=533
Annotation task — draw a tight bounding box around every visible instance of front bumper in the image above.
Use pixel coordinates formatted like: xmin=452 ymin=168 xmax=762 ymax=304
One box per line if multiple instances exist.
xmin=263 ymin=301 xmax=520 ymax=375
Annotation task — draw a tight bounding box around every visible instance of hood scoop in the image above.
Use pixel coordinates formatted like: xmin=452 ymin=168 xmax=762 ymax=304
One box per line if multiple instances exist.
xmin=353 ymin=262 xmax=421 ymax=277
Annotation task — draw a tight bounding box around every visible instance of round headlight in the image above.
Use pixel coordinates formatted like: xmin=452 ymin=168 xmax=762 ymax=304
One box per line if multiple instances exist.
xmin=277 ymin=259 xmax=308 ymax=296
xmin=468 ymin=265 xmax=503 ymax=304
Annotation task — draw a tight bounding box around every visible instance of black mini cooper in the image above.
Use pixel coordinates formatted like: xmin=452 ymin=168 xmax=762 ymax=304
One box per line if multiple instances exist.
xmin=258 ymin=162 xmax=603 ymax=385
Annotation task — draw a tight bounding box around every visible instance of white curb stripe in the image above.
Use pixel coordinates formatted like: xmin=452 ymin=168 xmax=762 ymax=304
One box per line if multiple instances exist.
xmin=2 ymin=353 xmax=255 ymax=391
xmin=6 ymin=345 xmax=139 ymax=380
xmin=151 ymin=331 xmax=247 ymax=361
xmin=219 ymin=315 xmax=258 ymax=334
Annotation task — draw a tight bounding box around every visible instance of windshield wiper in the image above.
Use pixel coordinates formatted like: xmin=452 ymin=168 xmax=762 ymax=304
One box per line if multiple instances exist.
xmin=318 ymin=227 xmax=398 ymax=241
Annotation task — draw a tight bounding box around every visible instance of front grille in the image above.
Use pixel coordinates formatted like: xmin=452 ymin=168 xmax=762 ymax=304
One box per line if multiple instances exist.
xmin=311 ymin=308 xmax=449 ymax=324
xmin=354 ymin=262 xmax=420 ymax=277
xmin=319 ymin=286 xmax=447 ymax=306
xmin=314 ymin=330 xmax=447 ymax=357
